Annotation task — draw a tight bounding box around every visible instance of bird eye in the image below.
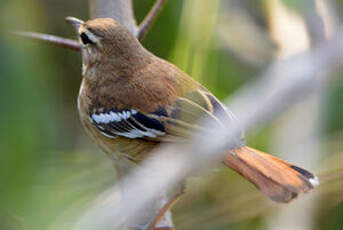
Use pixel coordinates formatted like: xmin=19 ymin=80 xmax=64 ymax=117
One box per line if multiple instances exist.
xmin=80 ymin=32 xmax=95 ymax=45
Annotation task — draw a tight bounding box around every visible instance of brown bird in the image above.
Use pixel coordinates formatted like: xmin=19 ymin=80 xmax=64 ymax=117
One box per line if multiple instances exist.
xmin=66 ymin=17 xmax=319 ymax=229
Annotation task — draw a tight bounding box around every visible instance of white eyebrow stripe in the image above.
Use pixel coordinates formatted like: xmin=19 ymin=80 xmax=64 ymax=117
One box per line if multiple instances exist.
xmin=83 ymin=30 xmax=101 ymax=44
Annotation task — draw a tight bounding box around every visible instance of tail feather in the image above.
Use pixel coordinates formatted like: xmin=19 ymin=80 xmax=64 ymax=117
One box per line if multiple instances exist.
xmin=224 ymin=146 xmax=319 ymax=203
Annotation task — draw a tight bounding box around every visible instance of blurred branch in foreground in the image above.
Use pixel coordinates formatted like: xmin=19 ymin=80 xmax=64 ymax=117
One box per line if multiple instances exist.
xmin=71 ymin=22 xmax=343 ymax=229
xmin=217 ymin=0 xmax=275 ymax=68
xmin=267 ymin=0 xmax=328 ymax=230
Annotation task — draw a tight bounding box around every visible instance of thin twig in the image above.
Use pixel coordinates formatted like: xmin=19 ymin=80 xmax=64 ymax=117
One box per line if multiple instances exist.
xmin=14 ymin=31 xmax=80 ymax=51
xmin=14 ymin=0 xmax=167 ymax=51
xmin=136 ymin=0 xmax=168 ymax=41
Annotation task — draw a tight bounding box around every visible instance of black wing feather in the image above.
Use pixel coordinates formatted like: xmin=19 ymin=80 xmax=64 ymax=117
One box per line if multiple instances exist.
xmin=90 ymin=108 xmax=167 ymax=139
xmin=89 ymin=89 xmax=244 ymax=147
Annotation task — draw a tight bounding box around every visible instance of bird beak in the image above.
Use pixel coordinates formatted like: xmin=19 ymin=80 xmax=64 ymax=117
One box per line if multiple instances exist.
xmin=65 ymin=16 xmax=84 ymax=31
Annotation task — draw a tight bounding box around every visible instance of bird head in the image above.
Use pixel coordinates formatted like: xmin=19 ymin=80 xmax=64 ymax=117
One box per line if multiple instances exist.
xmin=66 ymin=17 xmax=147 ymax=76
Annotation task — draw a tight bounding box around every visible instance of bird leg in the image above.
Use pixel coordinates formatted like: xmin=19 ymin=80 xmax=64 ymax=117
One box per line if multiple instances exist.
xmin=150 ymin=191 xmax=183 ymax=230
xmin=126 ymin=189 xmax=184 ymax=230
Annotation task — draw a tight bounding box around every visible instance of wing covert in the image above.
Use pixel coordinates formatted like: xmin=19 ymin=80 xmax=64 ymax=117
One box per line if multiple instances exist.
xmin=89 ymin=108 xmax=166 ymax=139
xmin=89 ymin=89 xmax=244 ymax=147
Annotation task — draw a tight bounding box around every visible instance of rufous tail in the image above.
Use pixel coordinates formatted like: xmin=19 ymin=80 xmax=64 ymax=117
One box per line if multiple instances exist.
xmin=224 ymin=146 xmax=319 ymax=203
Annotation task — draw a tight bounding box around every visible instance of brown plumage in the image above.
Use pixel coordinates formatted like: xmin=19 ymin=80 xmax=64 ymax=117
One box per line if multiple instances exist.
xmin=67 ymin=17 xmax=319 ymax=228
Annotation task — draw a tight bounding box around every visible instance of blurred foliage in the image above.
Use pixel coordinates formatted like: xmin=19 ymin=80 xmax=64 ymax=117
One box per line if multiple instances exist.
xmin=1 ymin=0 xmax=343 ymax=230
xmin=280 ymin=0 xmax=311 ymax=11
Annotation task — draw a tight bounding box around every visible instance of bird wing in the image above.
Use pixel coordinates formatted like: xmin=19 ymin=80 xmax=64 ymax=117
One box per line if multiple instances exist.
xmin=89 ymin=88 xmax=244 ymax=145
xmin=89 ymin=108 xmax=167 ymax=140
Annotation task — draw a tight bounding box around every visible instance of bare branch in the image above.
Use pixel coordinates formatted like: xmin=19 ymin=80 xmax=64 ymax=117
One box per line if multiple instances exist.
xmin=89 ymin=0 xmax=138 ymax=34
xmin=137 ymin=0 xmax=168 ymax=41
xmin=15 ymin=0 xmax=167 ymax=52
xmin=14 ymin=31 xmax=80 ymax=51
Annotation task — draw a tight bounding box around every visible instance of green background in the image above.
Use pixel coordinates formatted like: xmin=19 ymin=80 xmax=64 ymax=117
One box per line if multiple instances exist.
xmin=1 ymin=0 xmax=343 ymax=229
